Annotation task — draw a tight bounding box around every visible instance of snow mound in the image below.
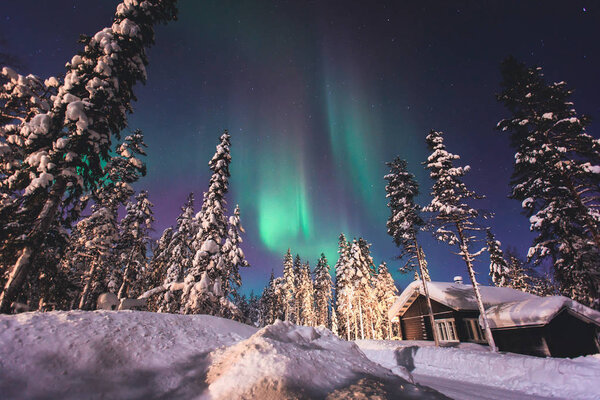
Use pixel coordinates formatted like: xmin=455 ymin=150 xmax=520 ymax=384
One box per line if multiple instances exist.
xmin=0 ymin=312 xmax=447 ymax=399
xmin=206 ymin=320 xmax=445 ymax=399
xmin=0 ymin=311 xmax=256 ymax=399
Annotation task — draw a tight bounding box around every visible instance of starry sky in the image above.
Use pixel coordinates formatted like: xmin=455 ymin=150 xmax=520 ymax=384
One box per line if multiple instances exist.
xmin=2 ymin=1 xmax=599 ymax=294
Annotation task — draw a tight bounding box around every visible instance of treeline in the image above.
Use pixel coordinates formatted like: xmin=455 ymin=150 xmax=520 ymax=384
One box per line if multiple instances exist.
xmin=255 ymin=236 xmax=398 ymax=340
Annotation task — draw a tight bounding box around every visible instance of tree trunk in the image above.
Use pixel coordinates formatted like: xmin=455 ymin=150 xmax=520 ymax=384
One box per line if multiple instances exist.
xmin=456 ymin=223 xmax=498 ymax=352
xmin=79 ymin=261 xmax=98 ymax=310
xmin=0 ymin=177 xmax=67 ymax=313
xmin=358 ymin=295 xmax=364 ymax=340
xmin=415 ymin=239 xmax=440 ymax=346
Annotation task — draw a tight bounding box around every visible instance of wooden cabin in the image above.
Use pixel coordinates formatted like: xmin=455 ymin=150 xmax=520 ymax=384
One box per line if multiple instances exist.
xmin=389 ymin=278 xmax=600 ymax=358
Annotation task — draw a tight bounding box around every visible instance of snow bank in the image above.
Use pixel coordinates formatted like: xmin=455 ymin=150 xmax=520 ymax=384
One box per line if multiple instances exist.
xmin=0 ymin=312 xmax=447 ymax=399
xmin=356 ymin=340 xmax=600 ymax=399
xmin=0 ymin=311 xmax=256 ymax=399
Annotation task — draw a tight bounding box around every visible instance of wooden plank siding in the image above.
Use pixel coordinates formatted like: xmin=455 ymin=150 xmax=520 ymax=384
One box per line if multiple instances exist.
xmin=398 ymin=295 xmax=488 ymax=344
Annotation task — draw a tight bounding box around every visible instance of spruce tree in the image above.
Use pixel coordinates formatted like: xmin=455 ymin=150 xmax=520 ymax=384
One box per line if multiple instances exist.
xmin=222 ymin=205 xmax=249 ymax=298
xmin=116 ymin=190 xmax=154 ymax=299
xmin=374 ymin=262 xmax=398 ymax=339
xmin=334 ymin=233 xmax=353 ymax=339
xmin=260 ymin=271 xmax=276 ymax=326
xmin=0 ymin=0 xmax=178 ymax=313
xmin=486 ymin=229 xmax=510 ymax=287
xmin=63 ymin=131 xmax=146 ymax=309
xmin=297 ymin=261 xmax=315 ymax=326
xmin=182 ymin=131 xmax=245 ymax=320
xmin=293 ymin=254 xmax=303 ymax=323
xmin=282 ymin=248 xmax=296 ymax=322
xmin=145 ymin=227 xmax=173 ymax=311
xmin=385 ymin=156 xmax=438 ymax=344
xmin=497 ymin=57 xmax=600 ymax=307
xmin=423 ymin=130 xmax=497 ymax=351
xmin=155 ymin=193 xmax=196 ymax=313
xmin=313 ymin=253 xmax=333 ymax=328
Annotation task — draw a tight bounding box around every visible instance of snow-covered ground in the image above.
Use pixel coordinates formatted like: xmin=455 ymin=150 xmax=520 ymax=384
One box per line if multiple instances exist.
xmin=356 ymin=340 xmax=600 ymax=400
xmin=0 ymin=311 xmax=446 ymax=399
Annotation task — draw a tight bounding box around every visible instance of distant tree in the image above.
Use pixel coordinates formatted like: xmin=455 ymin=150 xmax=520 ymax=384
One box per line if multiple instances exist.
xmin=282 ymin=249 xmax=296 ymax=322
xmin=334 ymin=233 xmax=353 ymax=339
xmin=313 ymin=253 xmax=333 ymax=328
xmin=155 ymin=194 xmax=196 ymax=313
xmin=145 ymin=227 xmax=173 ymax=311
xmin=497 ymin=57 xmax=600 ymax=308
xmin=374 ymin=262 xmax=398 ymax=339
xmin=116 ymin=190 xmax=154 ymax=299
xmin=423 ymin=130 xmax=497 ymax=351
xmin=486 ymin=229 xmax=510 ymax=287
xmin=297 ymin=261 xmax=315 ymax=326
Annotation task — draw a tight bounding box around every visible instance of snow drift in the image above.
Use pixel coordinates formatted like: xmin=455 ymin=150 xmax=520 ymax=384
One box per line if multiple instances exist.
xmin=0 ymin=311 xmax=447 ymax=399
xmin=356 ymin=340 xmax=600 ymax=400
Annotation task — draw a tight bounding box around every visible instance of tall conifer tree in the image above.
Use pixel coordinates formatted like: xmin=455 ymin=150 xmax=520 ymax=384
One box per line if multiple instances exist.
xmin=423 ymin=130 xmax=497 ymax=351
xmin=497 ymin=57 xmax=600 ymax=307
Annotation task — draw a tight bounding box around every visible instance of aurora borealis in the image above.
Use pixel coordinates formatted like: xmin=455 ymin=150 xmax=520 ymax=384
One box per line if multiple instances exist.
xmin=2 ymin=1 xmax=599 ymax=294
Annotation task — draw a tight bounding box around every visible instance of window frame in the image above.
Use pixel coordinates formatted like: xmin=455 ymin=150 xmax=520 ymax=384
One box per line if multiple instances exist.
xmin=434 ymin=318 xmax=459 ymax=343
xmin=463 ymin=318 xmax=486 ymax=343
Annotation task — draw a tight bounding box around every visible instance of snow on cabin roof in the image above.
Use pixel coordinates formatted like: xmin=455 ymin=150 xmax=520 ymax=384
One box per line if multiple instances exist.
xmin=389 ymin=280 xmax=537 ymax=319
xmin=483 ymin=295 xmax=600 ymax=329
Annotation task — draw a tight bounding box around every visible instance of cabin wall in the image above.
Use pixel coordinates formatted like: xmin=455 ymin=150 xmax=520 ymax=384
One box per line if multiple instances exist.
xmin=493 ymin=310 xmax=600 ymax=358
xmin=491 ymin=326 xmax=550 ymax=357
xmin=544 ymin=310 xmax=600 ymax=358
xmin=400 ymin=296 xmax=455 ymax=341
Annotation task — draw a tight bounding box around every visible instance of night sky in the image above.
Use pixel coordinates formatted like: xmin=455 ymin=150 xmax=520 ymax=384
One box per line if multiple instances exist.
xmin=2 ymin=1 xmax=599 ymax=294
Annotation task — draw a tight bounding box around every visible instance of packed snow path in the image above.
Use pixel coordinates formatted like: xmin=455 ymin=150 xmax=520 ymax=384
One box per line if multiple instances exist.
xmin=0 ymin=311 xmax=447 ymax=399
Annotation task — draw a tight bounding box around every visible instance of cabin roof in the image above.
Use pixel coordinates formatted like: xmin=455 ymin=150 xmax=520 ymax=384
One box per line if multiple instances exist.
xmin=483 ymin=295 xmax=600 ymax=329
xmin=389 ymin=280 xmax=536 ymax=319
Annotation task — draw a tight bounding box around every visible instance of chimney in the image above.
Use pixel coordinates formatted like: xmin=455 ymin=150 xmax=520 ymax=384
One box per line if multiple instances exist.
xmin=453 ymin=276 xmax=463 ymax=285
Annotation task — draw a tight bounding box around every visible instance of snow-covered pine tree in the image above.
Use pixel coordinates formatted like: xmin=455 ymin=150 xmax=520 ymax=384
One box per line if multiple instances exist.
xmin=486 ymin=229 xmax=510 ymax=287
xmin=282 ymin=248 xmax=296 ymax=322
xmin=297 ymin=261 xmax=315 ymax=326
xmin=145 ymin=226 xmax=173 ymax=311
xmin=0 ymin=0 xmax=178 ymax=313
xmin=334 ymin=233 xmax=353 ymax=339
xmin=423 ymin=130 xmax=497 ymax=351
xmin=293 ymin=254 xmax=303 ymax=323
xmin=260 ymin=271 xmax=276 ymax=326
xmin=116 ymin=190 xmax=154 ymax=299
xmin=182 ymin=131 xmax=243 ymax=320
xmin=63 ymin=130 xmax=146 ymax=309
xmin=221 ymin=205 xmax=249 ymax=299
xmin=155 ymin=193 xmax=196 ymax=313
xmin=348 ymin=238 xmax=374 ymax=340
xmin=385 ymin=156 xmax=438 ymax=345
xmin=270 ymin=276 xmax=286 ymax=322
xmin=374 ymin=262 xmax=398 ymax=339
xmin=247 ymin=293 xmax=261 ymax=327
xmin=313 ymin=253 xmax=333 ymax=328
xmin=497 ymin=57 xmax=600 ymax=307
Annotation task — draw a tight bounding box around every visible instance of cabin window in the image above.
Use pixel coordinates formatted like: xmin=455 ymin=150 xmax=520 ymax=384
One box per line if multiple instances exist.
xmin=463 ymin=318 xmax=485 ymax=342
xmin=434 ymin=318 xmax=459 ymax=342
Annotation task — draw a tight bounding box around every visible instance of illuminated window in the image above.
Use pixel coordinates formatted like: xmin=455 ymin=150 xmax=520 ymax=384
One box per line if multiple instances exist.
xmin=434 ymin=318 xmax=458 ymax=342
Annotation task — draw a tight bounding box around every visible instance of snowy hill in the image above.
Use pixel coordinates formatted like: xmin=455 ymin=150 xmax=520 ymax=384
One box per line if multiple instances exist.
xmin=0 ymin=311 xmax=446 ymax=399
